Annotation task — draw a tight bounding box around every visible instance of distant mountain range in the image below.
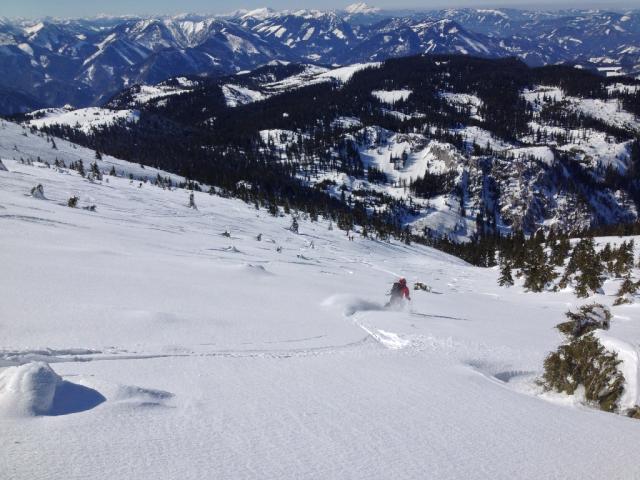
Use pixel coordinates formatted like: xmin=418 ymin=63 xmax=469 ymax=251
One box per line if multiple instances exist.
xmin=0 ymin=5 xmax=639 ymax=114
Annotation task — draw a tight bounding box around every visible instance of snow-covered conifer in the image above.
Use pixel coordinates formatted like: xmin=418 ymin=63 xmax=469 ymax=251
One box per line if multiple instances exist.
xmin=290 ymin=217 xmax=299 ymax=234
xmin=30 ymin=184 xmax=46 ymax=200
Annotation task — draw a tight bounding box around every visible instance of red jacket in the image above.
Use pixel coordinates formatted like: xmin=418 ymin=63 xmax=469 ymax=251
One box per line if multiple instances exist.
xmin=400 ymin=285 xmax=411 ymax=299
xmin=392 ymin=282 xmax=411 ymax=300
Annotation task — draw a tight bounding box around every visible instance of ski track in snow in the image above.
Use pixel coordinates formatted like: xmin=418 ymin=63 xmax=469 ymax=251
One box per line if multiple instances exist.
xmin=4 ymin=134 xmax=640 ymax=479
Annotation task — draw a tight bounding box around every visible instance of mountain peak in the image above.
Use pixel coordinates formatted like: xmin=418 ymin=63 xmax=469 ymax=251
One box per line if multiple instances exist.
xmin=240 ymin=7 xmax=276 ymax=21
xmin=345 ymin=3 xmax=380 ymax=15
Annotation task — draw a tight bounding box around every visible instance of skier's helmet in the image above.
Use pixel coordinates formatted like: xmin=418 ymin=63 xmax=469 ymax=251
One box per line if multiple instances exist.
xmin=399 ymin=278 xmax=406 ymax=285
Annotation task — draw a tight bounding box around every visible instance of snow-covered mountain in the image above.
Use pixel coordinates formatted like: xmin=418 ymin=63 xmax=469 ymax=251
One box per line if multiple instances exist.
xmin=345 ymin=3 xmax=381 ymax=15
xmin=29 ymin=55 xmax=640 ymax=244
xmin=0 ymin=8 xmax=639 ymax=114
xmin=4 ymin=117 xmax=640 ymax=478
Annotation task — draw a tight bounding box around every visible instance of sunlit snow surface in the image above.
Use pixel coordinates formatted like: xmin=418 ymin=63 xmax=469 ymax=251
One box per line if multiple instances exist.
xmin=3 ymin=121 xmax=640 ymax=479
xmin=26 ymin=107 xmax=139 ymax=134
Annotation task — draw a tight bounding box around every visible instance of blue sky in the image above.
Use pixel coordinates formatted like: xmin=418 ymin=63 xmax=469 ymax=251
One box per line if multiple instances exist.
xmin=3 ymin=0 xmax=636 ymax=18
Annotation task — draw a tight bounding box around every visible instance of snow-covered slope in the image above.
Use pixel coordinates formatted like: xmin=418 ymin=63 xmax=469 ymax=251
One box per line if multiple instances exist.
xmin=0 ymin=120 xmax=183 ymax=186
xmin=25 ymin=107 xmax=140 ymax=134
xmin=3 ymin=123 xmax=640 ymax=478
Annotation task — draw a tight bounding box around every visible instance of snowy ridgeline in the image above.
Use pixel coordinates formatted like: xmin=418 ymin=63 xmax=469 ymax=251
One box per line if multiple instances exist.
xmin=0 ymin=120 xmax=183 ymax=185
xmin=220 ymin=63 xmax=383 ymax=108
xmin=4 ymin=130 xmax=640 ymax=478
xmin=24 ymin=106 xmax=140 ymax=134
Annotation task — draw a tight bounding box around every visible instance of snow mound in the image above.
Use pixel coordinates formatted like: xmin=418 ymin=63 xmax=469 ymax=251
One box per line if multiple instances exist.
xmin=594 ymin=331 xmax=640 ymax=411
xmin=0 ymin=362 xmax=104 ymax=416
xmin=114 ymin=385 xmax=173 ymax=408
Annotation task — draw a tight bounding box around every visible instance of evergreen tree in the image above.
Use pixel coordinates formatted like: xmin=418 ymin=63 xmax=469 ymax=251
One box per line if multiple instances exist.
xmin=511 ymin=231 xmax=527 ymax=270
xmin=522 ymin=242 xmax=556 ymax=292
xmin=290 ymin=217 xmax=299 ymax=234
xmin=612 ymin=240 xmax=634 ymax=278
xmin=569 ymin=238 xmax=603 ymax=298
xmin=498 ymin=259 xmax=514 ymax=287
xmin=613 ymin=275 xmax=638 ymax=306
xmin=550 ymin=236 xmax=571 ymax=267
xmin=600 ymin=243 xmax=615 ymax=274
xmin=30 ymin=184 xmax=46 ymax=200
xmin=90 ymin=161 xmax=101 ymax=180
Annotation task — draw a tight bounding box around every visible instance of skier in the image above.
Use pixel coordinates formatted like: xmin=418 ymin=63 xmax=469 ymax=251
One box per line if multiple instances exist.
xmin=386 ymin=278 xmax=411 ymax=308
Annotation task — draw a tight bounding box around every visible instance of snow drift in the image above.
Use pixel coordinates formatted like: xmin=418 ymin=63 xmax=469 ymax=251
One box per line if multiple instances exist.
xmin=0 ymin=362 xmax=105 ymax=416
xmin=595 ymin=331 xmax=640 ymax=411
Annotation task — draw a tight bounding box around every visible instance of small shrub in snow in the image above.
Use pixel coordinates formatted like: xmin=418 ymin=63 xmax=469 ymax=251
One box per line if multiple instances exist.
xmin=290 ymin=217 xmax=299 ymax=234
xmin=543 ymin=304 xmax=623 ymax=413
xmin=625 ymin=406 xmax=640 ymax=419
xmin=30 ymin=184 xmax=46 ymax=200
xmin=613 ymin=276 xmax=639 ymax=306
xmin=556 ymin=304 xmax=611 ymax=340
xmin=67 ymin=196 xmax=79 ymax=208
xmin=543 ymin=334 xmax=624 ymax=412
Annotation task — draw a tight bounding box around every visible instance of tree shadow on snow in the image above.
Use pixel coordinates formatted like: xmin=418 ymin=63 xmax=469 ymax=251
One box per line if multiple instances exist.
xmin=48 ymin=381 xmax=106 ymax=416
